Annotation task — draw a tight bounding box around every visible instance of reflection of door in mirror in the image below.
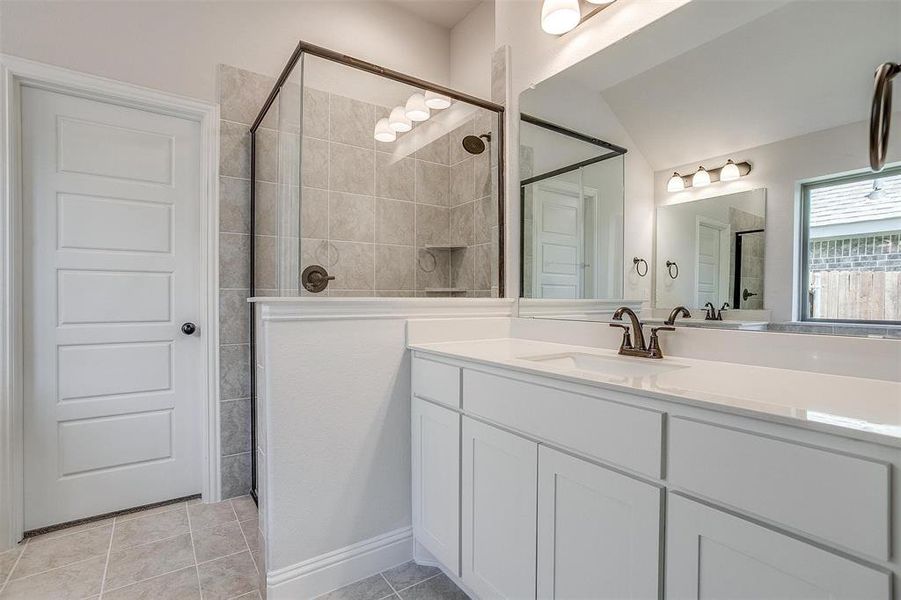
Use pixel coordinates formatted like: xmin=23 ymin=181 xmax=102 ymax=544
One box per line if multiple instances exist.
xmin=695 ymin=218 xmax=730 ymax=307
xmin=532 ymin=180 xmax=588 ymax=298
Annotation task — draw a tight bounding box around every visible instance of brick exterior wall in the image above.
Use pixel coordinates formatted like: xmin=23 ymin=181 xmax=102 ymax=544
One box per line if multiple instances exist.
xmin=808 ymin=233 xmax=901 ymax=272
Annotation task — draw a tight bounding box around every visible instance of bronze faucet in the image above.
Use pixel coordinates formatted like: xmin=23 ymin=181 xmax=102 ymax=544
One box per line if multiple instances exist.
xmin=664 ymin=306 xmax=691 ymax=326
xmin=704 ymin=302 xmax=730 ymax=321
xmin=610 ymin=306 xmax=676 ymax=359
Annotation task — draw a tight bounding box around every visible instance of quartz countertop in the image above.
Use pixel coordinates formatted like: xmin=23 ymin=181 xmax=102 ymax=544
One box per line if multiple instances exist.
xmin=408 ymin=338 xmax=901 ymax=447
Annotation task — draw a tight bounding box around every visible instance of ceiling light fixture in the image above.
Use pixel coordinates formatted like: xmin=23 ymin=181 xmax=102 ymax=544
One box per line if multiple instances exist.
xmin=405 ymin=93 xmax=430 ymax=122
xmin=389 ymin=106 xmax=412 ymax=132
xmin=540 ymin=0 xmax=581 ymax=35
xmin=667 ymin=159 xmax=752 ymax=192
xmin=424 ymin=91 xmax=451 ymax=110
xmin=373 ymin=118 xmax=396 ymax=143
xmin=866 ymin=180 xmax=885 ymax=201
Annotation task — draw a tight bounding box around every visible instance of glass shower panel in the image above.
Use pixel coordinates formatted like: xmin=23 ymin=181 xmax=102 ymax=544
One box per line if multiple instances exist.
xmin=293 ymin=54 xmax=500 ymax=297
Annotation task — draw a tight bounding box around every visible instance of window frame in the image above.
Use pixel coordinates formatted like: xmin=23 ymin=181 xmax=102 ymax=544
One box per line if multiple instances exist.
xmin=799 ymin=165 xmax=901 ymax=325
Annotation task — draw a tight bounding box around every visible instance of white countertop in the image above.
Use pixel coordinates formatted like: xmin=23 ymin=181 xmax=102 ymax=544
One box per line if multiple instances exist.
xmin=409 ymin=338 xmax=901 ymax=447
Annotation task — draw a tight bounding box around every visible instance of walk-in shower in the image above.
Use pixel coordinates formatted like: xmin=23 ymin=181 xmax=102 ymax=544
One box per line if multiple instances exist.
xmin=245 ymin=41 xmax=505 ymax=496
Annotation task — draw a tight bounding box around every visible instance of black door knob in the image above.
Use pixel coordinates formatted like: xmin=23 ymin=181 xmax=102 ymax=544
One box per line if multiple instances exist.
xmin=181 ymin=322 xmax=197 ymax=335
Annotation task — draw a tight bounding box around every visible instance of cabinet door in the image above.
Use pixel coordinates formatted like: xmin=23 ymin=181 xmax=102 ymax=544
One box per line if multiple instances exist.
xmin=666 ymin=494 xmax=890 ymax=600
xmin=412 ymin=397 xmax=460 ymax=575
xmin=537 ymin=447 xmax=661 ymax=600
xmin=462 ymin=417 xmax=538 ymax=599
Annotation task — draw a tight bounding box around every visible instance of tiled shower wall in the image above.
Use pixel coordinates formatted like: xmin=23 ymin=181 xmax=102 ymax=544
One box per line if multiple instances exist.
xmin=296 ymin=88 xmax=498 ymax=297
xmin=215 ymin=63 xmax=502 ymax=497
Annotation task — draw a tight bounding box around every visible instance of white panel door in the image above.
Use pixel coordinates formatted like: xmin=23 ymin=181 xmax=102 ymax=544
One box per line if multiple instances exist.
xmin=537 ymin=447 xmax=661 ymax=600
xmin=695 ymin=222 xmax=721 ymax=307
xmin=533 ymin=182 xmax=584 ymax=299
xmin=666 ymin=494 xmax=890 ymax=600
xmin=412 ymin=397 xmax=460 ymax=575
xmin=462 ymin=417 xmax=537 ymax=600
xmin=22 ymin=86 xmax=203 ymax=529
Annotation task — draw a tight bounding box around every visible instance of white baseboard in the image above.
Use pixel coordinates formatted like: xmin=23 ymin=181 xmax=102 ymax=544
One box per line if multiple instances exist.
xmin=266 ymin=526 xmax=413 ymax=599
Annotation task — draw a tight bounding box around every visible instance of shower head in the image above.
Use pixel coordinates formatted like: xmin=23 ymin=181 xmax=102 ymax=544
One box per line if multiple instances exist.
xmin=462 ymin=133 xmax=491 ymax=155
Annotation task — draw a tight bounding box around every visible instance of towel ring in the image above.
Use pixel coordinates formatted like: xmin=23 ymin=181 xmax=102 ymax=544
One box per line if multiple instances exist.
xmin=666 ymin=260 xmax=679 ymax=279
xmin=632 ymin=257 xmax=648 ymax=277
xmin=870 ymin=62 xmax=900 ymax=172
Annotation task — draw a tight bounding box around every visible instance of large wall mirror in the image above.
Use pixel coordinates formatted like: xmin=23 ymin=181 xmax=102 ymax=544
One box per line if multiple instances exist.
xmin=518 ymin=0 xmax=901 ymax=333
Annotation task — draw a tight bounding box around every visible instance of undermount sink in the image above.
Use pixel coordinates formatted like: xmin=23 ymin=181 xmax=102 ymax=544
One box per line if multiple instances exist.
xmin=519 ymin=352 xmax=688 ymax=377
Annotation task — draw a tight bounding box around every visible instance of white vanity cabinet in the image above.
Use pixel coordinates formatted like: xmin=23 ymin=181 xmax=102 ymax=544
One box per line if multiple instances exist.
xmin=409 ymin=354 xmax=895 ymax=600
xmin=537 ymin=446 xmax=662 ymax=600
xmin=411 ymin=397 xmax=460 ymax=575
xmin=666 ymin=494 xmax=890 ymax=600
xmin=461 ymin=417 xmax=538 ymax=599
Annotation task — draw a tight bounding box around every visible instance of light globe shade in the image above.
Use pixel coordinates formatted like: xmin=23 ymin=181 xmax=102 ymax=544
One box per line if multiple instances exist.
xmin=389 ymin=106 xmax=412 ymax=132
xmin=374 ymin=118 xmax=396 ymax=143
xmin=541 ymin=0 xmax=581 ymax=34
xmin=667 ymin=172 xmax=685 ymax=192
xmin=692 ymin=166 xmax=711 ymax=187
xmin=720 ymin=159 xmax=740 ymax=181
xmin=424 ymin=91 xmax=451 ymax=110
xmin=405 ymin=93 xmax=430 ymax=122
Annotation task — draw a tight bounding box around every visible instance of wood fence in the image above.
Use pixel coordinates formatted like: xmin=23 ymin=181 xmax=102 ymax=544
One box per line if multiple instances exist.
xmin=809 ymin=270 xmax=901 ymax=321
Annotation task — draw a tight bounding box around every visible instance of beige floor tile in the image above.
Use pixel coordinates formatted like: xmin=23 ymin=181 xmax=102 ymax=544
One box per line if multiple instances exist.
xmin=0 ymin=556 xmax=105 ymax=600
xmin=239 ymin=520 xmax=259 ymax=554
xmin=104 ymin=533 xmax=194 ymax=592
xmin=192 ymin=521 xmax=247 ymax=564
xmin=112 ymin=507 xmax=189 ymax=551
xmin=231 ymin=496 xmax=258 ymax=522
xmin=32 ymin=518 xmax=114 ymax=542
xmin=197 ymin=551 xmax=258 ymax=600
xmin=0 ymin=546 xmax=23 ymax=583
xmin=11 ymin=525 xmax=111 ymax=579
xmin=116 ymin=502 xmax=186 ymax=523
xmin=188 ymin=502 xmax=236 ymax=532
xmin=315 ymin=573 xmax=394 ymax=600
xmin=101 ymin=566 xmax=200 ymax=600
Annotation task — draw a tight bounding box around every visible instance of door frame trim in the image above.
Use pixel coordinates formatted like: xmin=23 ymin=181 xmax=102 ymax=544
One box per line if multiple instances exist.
xmin=0 ymin=55 xmax=221 ymax=549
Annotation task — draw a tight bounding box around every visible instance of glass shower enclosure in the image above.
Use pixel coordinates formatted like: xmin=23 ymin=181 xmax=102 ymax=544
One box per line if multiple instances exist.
xmin=246 ymin=41 xmax=505 ymax=496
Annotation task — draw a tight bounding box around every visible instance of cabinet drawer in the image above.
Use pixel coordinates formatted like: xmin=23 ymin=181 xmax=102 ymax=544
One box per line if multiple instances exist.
xmin=412 ymin=356 xmax=460 ymax=408
xmin=669 ymin=417 xmax=891 ymax=559
xmin=463 ymin=370 xmax=663 ymax=478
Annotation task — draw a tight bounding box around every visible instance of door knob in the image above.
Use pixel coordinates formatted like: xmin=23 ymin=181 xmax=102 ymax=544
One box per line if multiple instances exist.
xmin=181 ymin=322 xmax=197 ymax=335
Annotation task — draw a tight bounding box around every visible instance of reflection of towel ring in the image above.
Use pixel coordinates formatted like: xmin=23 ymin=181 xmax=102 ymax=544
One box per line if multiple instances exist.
xmin=870 ymin=62 xmax=900 ymax=172
xmin=666 ymin=260 xmax=679 ymax=279
xmin=418 ymin=249 xmax=437 ymax=273
xmin=632 ymin=257 xmax=648 ymax=277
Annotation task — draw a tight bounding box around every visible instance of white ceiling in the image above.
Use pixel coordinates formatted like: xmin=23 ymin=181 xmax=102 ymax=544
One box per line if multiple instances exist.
xmin=532 ymin=0 xmax=901 ymax=171
xmin=387 ymin=0 xmax=482 ymax=29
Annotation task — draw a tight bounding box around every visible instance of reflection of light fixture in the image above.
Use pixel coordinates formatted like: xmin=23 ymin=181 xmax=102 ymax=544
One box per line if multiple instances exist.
xmin=388 ymin=107 xmax=412 ymax=132
xmin=373 ymin=118 xmax=396 ymax=142
xmin=866 ymin=180 xmax=885 ymax=201
xmin=692 ymin=166 xmax=711 ymax=187
xmin=540 ymin=0 xmax=581 ymax=35
xmin=424 ymin=91 xmax=451 ymax=110
xmin=720 ymin=159 xmax=740 ymax=181
xmin=667 ymin=172 xmax=685 ymax=192
xmin=405 ymin=93 xmax=430 ymax=122
xmin=667 ymin=159 xmax=752 ymax=192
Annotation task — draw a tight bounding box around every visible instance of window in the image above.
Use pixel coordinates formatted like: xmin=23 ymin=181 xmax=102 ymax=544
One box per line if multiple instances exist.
xmin=800 ymin=167 xmax=901 ymax=323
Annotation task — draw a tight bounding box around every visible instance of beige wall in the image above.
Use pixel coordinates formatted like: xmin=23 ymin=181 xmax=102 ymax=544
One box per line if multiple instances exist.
xmin=0 ymin=0 xmax=452 ymax=102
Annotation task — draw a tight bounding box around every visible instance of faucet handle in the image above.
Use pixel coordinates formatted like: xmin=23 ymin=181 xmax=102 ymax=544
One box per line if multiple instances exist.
xmin=609 ymin=323 xmax=633 ymax=350
xmin=647 ymin=326 xmax=675 ymax=359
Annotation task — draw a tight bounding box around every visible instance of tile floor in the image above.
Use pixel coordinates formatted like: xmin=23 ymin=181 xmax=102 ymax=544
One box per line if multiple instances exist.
xmin=317 ymin=562 xmax=469 ymax=600
xmin=0 ymin=496 xmax=261 ymax=600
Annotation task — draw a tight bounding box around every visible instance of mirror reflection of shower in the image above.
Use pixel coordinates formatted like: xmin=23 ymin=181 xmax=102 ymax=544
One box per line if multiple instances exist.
xmin=462 ymin=133 xmax=491 ymax=155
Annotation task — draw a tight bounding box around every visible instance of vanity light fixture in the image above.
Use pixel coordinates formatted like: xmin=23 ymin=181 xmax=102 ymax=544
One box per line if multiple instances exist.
xmin=373 ymin=118 xmax=396 ymax=142
xmin=667 ymin=159 xmax=752 ymax=192
xmin=666 ymin=172 xmax=685 ymax=192
xmin=424 ymin=91 xmax=451 ymax=110
xmin=388 ymin=106 xmax=412 ymax=132
xmin=405 ymin=93 xmax=430 ymax=122
xmin=692 ymin=166 xmax=711 ymax=187
xmin=541 ymin=0 xmax=617 ymax=36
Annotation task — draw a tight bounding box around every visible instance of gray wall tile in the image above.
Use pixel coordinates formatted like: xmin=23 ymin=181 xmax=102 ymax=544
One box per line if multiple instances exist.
xmin=301 ymin=137 xmax=329 ymax=189
xmin=375 ymin=152 xmax=414 ymax=202
xmin=301 ymin=187 xmax=328 ymax=239
xmin=219 ymin=344 xmax=250 ymax=401
xmin=220 ymin=399 xmax=252 ymax=456
xmin=254 ymin=235 xmax=277 ymax=290
xmin=329 ymin=94 xmax=376 ymax=149
xmin=329 ymin=241 xmax=375 ymax=291
xmin=302 ymin=88 xmax=329 ymax=140
xmin=221 ymin=453 xmax=252 ymax=499
xmin=255 ymin=182 xmax=278 ymax=236
xmin=451 ymin=202 xmax=474 ymax=246
xmin=220 ymin=121 xmax=250 ymax=179
xmin=219 ymin=289 xmax=250 ymax=345
xmin=219 ymin=177 xmax=250 ymax=235
xmin=375 ymin=245 xmax=414 ymax=291
xmin=219 ymin=233 xmax=250 ymax=289
xmin=450 ymin=158 xmax=474 ymax=206
xmin=415 ymin=204 xmax=449 ymax=246
xmin=416 ymin=248 xmax=450 ymax=290
xmin=329 ymin=192 xmax=374 ymax=242
xmin=414 ymin=133 xmax=450 ymax=165
xmin=415 ymin=161 xmax=450 ymax=206
xmin=329 ymin=143 xmax=375 ymax=195
xmin=254 ymin=128 xmax=278 ymax=183
xmin=219 ymin=65 xmax=277 ymax=128
xmin=376 ymin=198 xmax=414 ymax=246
